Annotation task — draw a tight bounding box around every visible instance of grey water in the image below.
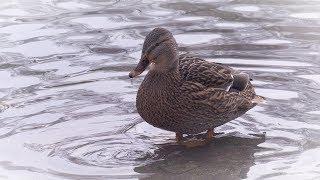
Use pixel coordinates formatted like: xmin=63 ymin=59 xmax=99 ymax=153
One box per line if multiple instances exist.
xmin=0 ymin=0 xmax=319 ymax=179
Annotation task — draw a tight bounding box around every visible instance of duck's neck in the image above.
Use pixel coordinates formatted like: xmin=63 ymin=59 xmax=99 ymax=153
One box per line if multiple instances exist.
xmin=143 ymin=68 xmax=181 ymax=92
xmin=149 ymin=67 xmax=179 ymax=81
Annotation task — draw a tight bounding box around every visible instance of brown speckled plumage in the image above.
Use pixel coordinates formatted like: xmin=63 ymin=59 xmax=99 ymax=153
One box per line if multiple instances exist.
xmin=130 ymin=28 xmax=264 ymax=135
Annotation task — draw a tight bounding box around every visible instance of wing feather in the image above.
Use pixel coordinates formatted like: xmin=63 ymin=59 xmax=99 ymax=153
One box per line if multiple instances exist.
xmin=181 ymin=81 xmax=255 ymax=114
xmin=179 ymin=55 xmax=234 ymax=90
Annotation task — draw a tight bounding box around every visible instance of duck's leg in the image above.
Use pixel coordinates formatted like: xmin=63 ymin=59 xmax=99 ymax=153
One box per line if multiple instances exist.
xmin=206 ymin=129 xmax=214 ymax=141
xmin=175 ymin=132 xmax=183 ymax=142
xmin=177 ymin=129 xmax=214 ymax=148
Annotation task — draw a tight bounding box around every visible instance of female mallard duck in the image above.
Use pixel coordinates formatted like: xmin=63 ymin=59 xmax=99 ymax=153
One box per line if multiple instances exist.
xmin=129 ymin=28 xmax=264 ymax=147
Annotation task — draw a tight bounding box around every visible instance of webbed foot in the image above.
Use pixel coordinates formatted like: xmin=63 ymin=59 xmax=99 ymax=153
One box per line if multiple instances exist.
xmin=175 ymin=129 xmax=215 ymax=148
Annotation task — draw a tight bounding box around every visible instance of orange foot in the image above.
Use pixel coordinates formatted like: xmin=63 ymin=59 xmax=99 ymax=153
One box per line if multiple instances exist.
xmin=175 ymin=129 xmax=215 ymax=148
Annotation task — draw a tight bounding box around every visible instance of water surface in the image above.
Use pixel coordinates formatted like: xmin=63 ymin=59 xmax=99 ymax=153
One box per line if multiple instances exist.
xmin=0 ymin=0 xmax=320 ymax=179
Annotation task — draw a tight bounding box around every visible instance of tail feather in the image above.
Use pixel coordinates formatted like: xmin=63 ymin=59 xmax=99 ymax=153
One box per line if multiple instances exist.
xmin=252 ymin=95 xmax=266 ymax=104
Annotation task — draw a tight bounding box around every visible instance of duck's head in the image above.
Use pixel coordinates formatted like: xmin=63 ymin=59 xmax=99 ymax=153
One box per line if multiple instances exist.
xmin=129 ymin=27 xmax=178 ymax=78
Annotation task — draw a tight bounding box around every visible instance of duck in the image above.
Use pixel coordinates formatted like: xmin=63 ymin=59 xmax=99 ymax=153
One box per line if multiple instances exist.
xmin=129 ymin=27 xmax=264 ymax=147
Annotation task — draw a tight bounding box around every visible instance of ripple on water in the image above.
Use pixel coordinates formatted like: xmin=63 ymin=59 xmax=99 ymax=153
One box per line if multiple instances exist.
xmin=1 ymin=98 xmax=70 ymax=124
xmin=249 ymin=147 xmax=320 ymax=180
xmin=175 ymin=16 xmax=207 ymax=21
xmin=56 ymin=2 xmax=91 ymax=10
xmin=291 ymin=13 xmax=320 ymax=19
xmin=298 ymin=75 xmax=320 ymax=85
xmin=17 ymin=114 xmax=150 ymax=173
xmin=0 ymin=24 xmax=69 ymax=41
xmin=237 ymin=67 xmax=295 ymax=73
xmin=143 ymin=8 xmax=176 ymax=17
xmin=16 ymin=113 xmax=64 ymax=129
xmin=284 ymin=148 xmax=320 ymax=178
xmin=255 ymin=88 xmax=299 ymax=100
xmin=70 ymin=17 xmax=138 ymax=30
xmin=64 ymin=72 xmax=109 ymax=82
xmin=30 ymin=60 xmax=87 ymax=76
xmin=249 ymin=110 xmax=320 ymax=130
xmin=215 ymin=22 xmax=248 ymax=28
xmin=0 ymin=71 xmax=40 ymax=89
xmin=0 ymin=8 xmax=29 ymax=16
xmin=175 ymin=34 xmax=222 ymax=45
xmin=233 ymin=5 xmax=260 ymax=12
xmin=66 ymin=35 xmax=95 ymax=41
xmin=253 ymin=39 xmax=292 ymax=45
xmin=47 ymin=80 xmax=132 ymax=94
xmin=210 ymin=58 xmax=313 ymax=67
xmin=308 ymin=111 xmax=320 ymax=115
xmin=73 ymin=104 xmax=113 ymax=113
xmin=3 ymin=40 xmax=79 ymax=57
xmin=109 ymin=33 xmax=143 ymax=48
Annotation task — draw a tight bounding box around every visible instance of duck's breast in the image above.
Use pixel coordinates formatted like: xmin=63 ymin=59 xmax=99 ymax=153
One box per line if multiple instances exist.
xmin=136 ymin=72 xmax=183 ymax=131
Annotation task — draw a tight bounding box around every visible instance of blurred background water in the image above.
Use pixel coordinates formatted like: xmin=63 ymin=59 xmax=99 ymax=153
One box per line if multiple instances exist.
xmin=0 ymin=0 xmax=319 ymax=179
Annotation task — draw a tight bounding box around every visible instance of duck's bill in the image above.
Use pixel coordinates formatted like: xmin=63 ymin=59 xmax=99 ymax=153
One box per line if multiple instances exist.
xmin=129 ymin=56 xmax=149 ymax=78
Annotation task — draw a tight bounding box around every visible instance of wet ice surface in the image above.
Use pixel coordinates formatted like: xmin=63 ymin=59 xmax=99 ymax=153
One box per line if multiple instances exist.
xmin=0 ymin=0 xmax=320 ymax=179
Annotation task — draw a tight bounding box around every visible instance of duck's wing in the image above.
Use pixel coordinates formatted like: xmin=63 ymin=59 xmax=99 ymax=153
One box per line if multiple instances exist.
xmin=181 ymin=81 xmax=258 ymax=113
xmin=179 ymin=55 xmax=234 ymax=90
xmin=179 ymin=55 xmax=256 ymax=94
xmin=178 ymin=55 xmax=265 ymax=114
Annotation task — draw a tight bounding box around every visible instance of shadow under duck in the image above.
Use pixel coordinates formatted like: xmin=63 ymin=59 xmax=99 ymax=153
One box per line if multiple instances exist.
xmin=129 ymin=28 xmax=264 ymax=147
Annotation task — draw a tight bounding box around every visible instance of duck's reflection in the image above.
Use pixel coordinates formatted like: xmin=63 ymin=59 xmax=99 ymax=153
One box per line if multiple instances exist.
xmin=135 ymin=134 xmax=265 ymax=180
